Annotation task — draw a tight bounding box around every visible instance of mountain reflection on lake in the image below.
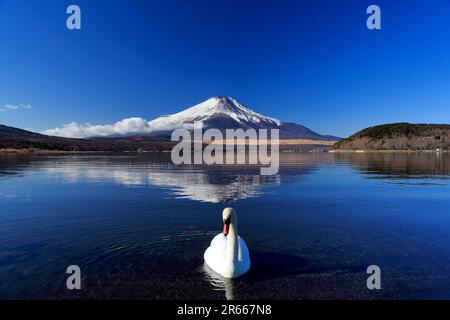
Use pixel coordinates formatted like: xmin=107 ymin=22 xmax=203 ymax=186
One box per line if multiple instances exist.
xmin=0 ymin=152 xmax=449 ymax=299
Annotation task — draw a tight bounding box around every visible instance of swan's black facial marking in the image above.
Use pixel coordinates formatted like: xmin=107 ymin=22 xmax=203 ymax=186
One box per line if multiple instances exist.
xmin=223 ymin=217 xmax=231 ymax=225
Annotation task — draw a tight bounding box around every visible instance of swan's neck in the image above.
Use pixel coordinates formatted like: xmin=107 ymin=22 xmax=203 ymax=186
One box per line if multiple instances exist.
xmin=225 ymin=221 xmax=238 ymax=267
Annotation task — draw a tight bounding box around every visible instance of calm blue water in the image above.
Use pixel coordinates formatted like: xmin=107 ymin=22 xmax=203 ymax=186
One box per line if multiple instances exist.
xmin=0 ymin=152 xmax=450 ymax=299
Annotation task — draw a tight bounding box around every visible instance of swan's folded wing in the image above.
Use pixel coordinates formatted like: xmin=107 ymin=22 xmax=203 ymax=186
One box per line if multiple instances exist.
xmin=204 ymin=233 xmax=227 ymax=271
xmin=238 ymin=236 xmax=250 ymax=263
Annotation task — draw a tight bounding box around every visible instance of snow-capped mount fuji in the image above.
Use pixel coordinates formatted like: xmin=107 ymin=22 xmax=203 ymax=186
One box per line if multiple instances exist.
xmin=148 ymin=96 xmax=338 ymax=140
xmin=148 ymin=96 xmax=280 ymax=130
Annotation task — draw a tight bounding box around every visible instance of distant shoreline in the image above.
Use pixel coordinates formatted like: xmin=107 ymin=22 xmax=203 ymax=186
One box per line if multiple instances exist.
xmin=3 ymin=147 xmax=448 ymax=155
xmin=0 ymin=148 xmax=112 ymax=154
xmin=1 ymin=139 xmax=338 ymax=154
xmin=330 ymin=149 xmax=448 ymax=153
xmin=207 ymin=139 xmax=337 ymax=146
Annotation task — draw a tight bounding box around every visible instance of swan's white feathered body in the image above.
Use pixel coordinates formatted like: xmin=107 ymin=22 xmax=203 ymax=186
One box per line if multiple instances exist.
xmin=204 ymin=208 xmax=251 ymax=279
xmin=204 ymin=234 xmax=250 ymax=278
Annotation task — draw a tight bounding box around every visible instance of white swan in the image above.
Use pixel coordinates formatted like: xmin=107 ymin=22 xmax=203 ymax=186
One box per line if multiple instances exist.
xmin=204 ymin=207 xmax=250 ymax=278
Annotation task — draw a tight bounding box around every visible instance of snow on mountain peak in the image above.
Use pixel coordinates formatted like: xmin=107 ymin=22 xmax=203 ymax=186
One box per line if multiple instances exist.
xmin=148 ymin=96 xmax=281 ymax=132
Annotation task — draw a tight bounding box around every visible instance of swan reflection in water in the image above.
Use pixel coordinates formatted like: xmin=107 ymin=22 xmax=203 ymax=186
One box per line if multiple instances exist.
xmin=202 ymin=263 xmax=236 ymax=300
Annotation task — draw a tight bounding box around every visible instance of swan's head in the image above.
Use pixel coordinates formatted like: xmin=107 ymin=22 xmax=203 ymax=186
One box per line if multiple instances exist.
xmin=222 ymin=207 xmax=236 ymax=236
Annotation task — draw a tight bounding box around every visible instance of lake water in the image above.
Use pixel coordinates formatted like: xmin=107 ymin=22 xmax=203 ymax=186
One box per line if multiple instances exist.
xmin=1 ymin=152 xmax=450 ymax=299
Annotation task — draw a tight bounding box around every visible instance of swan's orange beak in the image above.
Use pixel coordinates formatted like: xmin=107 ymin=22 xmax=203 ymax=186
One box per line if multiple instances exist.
xmin=223 ymin=223 xmax=229 ymax=236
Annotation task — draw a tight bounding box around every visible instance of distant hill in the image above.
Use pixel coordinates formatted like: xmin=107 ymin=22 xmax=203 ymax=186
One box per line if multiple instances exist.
xmin=0 ymin=125 xmax=46 ymax=139
xmin=333 ymin=123 xmax=450 ymax=151
xmin=0 ymin=125 xmax=175 ymax=152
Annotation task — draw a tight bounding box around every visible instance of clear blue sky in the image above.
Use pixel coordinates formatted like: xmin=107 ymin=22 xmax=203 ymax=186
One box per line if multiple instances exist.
xmin=1 ymin=0 xmax=449 ymax=137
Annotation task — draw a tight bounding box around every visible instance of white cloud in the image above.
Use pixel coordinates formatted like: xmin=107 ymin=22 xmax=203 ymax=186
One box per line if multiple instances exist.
xmin=0 ymin=104 xmax=32 ymax=112
xmin=42 ymin=117 xmax=157 ymax=138
xmin=42 ymin=114 xmax=199 ymax=138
